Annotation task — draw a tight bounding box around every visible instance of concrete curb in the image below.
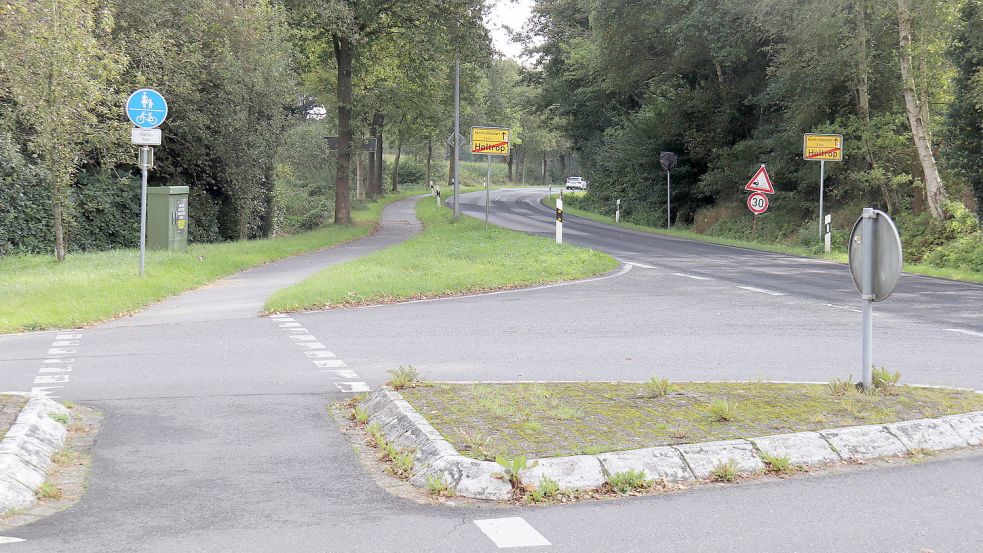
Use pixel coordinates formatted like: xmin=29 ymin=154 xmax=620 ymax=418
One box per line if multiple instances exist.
xmin=361 ymin=389 xmax=983 ymax=501
xmin=0 ymin=393 xmax=71 ymax=513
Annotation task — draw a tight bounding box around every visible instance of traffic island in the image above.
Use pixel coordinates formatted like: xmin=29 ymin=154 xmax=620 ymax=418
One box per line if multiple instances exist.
xmin=350 ymin=382 xmax=983 ymax=503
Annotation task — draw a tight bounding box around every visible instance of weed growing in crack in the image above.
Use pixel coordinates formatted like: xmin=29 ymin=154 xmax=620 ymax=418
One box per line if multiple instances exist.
xmin=710 ymin=459 xmax=738 ymax=482
xmin=642 ymin=378 xmax=671 ymax=398
xmin=425 ymin=474 xmax=454 ymax=497
xmin=708 ymin=399 xmax=738 ymax=422
xmin=386 ymin=365 xmax=425 ymax=390
xmin=761 ymin=453 xmax=794 ymax=474
xmin=528 ymin=476 xmax=559 ymax=502
xmin=607 ymin=470 xmax=651 ymax=494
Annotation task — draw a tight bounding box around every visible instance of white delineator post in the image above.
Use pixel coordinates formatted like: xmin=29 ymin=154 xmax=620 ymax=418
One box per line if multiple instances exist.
xmin=435 ymin=186 xmax=441 ymax=208
xmin=860 ymin=207 xmax=874 ymax=391
xmin=555 ymin=197 xmax=563 ymax=245
xmin=824 ymin=214 xmax=832 ymax=254
xmin=615 ymin=198 xmax=621 ymax=223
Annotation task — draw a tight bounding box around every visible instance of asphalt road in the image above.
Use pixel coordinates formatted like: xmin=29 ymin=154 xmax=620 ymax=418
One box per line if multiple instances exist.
xmin=0 ymin=189 xmax=981 ymax=552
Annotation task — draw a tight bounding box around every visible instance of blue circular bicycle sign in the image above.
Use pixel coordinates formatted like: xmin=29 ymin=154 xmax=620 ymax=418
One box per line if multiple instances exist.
xmin=126 ymin=88 xmax=167 ymax=129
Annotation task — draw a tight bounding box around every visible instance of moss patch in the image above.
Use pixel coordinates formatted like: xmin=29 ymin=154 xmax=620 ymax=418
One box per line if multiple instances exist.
xmin=401 ymin=382 xmax=983 ymax=460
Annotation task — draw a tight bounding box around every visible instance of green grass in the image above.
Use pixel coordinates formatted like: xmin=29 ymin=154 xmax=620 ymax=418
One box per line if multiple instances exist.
xmin=265 ymin=198 xmax=619 ymax=312
xmin=400 ymin=381 xmax=983 ymax=459
xmin=0 ymin=192 xmax=417 ymax=333
xmin=544 ymin=196 xmax=983 ymax=284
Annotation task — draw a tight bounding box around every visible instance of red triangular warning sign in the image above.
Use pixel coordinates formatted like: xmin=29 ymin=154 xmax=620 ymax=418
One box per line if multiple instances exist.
xmin=744 ymin=165 xmax=775 ymax=194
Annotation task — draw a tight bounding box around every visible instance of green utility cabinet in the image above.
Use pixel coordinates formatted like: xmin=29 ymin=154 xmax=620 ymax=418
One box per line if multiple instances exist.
xmin=147 ymin=186 xmax=189 ymax=252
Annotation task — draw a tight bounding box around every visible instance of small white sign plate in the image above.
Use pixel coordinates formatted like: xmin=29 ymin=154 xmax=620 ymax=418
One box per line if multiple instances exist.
xmin=131 ymin=127 xmax=162 ymax=146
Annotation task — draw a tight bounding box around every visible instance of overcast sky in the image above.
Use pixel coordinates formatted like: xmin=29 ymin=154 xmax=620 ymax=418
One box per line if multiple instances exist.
xmin=487 ymin=0 xmax=535 ymax=60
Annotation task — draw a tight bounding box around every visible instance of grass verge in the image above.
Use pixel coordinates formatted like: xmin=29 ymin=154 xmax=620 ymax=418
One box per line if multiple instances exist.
xmin=0 ymin=192 xmax=419 ymax=333
xmin=543 ymin=195 xmax=983 ymax=284
xmin=265 ymin=197 xmax=619 ymax=312
xmin=400 ymin=381 xmax=983 ymax=459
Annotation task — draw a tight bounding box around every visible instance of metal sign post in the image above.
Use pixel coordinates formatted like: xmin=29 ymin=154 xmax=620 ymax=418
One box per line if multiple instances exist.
xmin=555 ymin=197 xmax=563 ymax=244
xmin=804 ymin=134 xmax=843 ymax=242
xmin=453 ymin=59 xmax=461 ymax=221
xmin=848 ymin=208 xmax=902 ymax=391
xmin=485 ymin=155 xmax=491 ymax=228
xmin=127 ymin=88 xmax=168 ymax=276
xmin=138 ymin=147 xmax=152 ymax=276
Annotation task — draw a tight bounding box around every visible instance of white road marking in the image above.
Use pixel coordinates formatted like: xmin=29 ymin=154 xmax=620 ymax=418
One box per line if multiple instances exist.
xmin=42 ymin=358 xmax=73 ymax=364
xmin=625 ymin=261 xmax=655 ymax=269
xmin=50 ymin=340 xmax=79 ymax=347
xmin=0 ymin=536 xmax=25 ymax=544
xmin=670 ymin=272 xmax=712 ymax=281
xmin=735 ymin=285 xmax=785 ymax=296
xmin=288 ymin=328 xmax=308 ymax=333
xmin=269 ymin=315 xmax=293 ymax=321
xmin=336 ymin=382 xmax=370 ymax=393
xmin=46 ymin=348 xmax=76 ymax=355
xmin=30 ymin=386 xmax=62 ymax=398
xmin=305 ymin=351 xmax=337 ymax=358
xmin=330 ymin=370 xmax=359 ymax=379
xmin=278 ymin=322 xmax=302 ymax=328
xmin=824 ymin=303 xmax=861 ymax=313
xmin=289 ymin=335 xmax=317 ymax=341
xmin=34 ymin=375 xmax=69 ymax=384
xmin=474 ymin=517 xmax=551 ymax=548
xmin=313 ymin=359 xmax=347 ymax=368
xmin=38 ymin=366 xmax=72 ymax=374
xmin=948 ymin=328 xmax=983 ymax=338
xmin=55 ymin=333 xmax=81 ymax=340
xmin=295 ymin=342 xmax=326 ymax=349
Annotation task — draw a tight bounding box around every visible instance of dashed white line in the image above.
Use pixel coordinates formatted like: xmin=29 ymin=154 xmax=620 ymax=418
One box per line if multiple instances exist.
xmin=735 ymin=285 xmax=785 ymax=296
xmin=330 ymin=370 xmax=359 ymax=379
xmin=474 ymin=517 xmax=551 ymax=548
xmin=289 ymin=335 xmax=317 ymax=341
xmin=670 ymin=272 xmax=712 ymax=281
xmin=625 ymin=261 xmax=656 ymax=269
xmin=313 ymin=359 xmax=347 ymax=368
xmin=0 ymin=536 xmax=25 ymax=544
xmin=305 ymin=351 xmax=336 ymax=358
xmin=948 ymin=328 xmax=983 ymax=338
xmin=295 ymin=342 xmax=326 ymax=349
xmin=33 ymin=375 xmax=69 ymax=384
xmin=335 ymin=382 xmax=370 ymax=393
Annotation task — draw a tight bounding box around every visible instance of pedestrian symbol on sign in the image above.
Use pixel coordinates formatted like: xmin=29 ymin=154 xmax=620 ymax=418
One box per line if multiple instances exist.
xmin=126 ymin=88 xmax=168 ymax=129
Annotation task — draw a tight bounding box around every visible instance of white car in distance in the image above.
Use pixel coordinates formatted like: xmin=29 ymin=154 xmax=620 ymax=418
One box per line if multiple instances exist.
xmin=565 ymin=176 xmax=588 ymax=191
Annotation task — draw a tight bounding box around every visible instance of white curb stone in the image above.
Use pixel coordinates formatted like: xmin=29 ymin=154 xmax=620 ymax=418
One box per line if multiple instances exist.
xmin=750 ymin=432 xmax=841 ymax=466
xmin=941 ymin=411 xmax=983 ymax=446
xmin=597 ymin=447 xmax=695 ymax=482
xmin=674 ymin=440 xmax=765 ymax=479
xmin=361 ymin=389 xmax=983 ymax=502
xmin=0 ymin=394 xmax=71 ymax=513
xmin=522 ymin=455 xmax=606 ymax=490
xmin=820 ymin=424 xmax=908 ymax=460
xmin=885 ymin=418 xmax=970 ymax=452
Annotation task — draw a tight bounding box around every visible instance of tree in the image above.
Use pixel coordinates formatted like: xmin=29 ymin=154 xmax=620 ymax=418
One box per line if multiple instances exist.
xmin=287 ymin=0 xmax=486 ymax=224
xmin=897 ymin=0 xmax=948 ymax=220
xmin=945 ymin=0 xmax=983 ymax=224
xmin=0 ymin=0 xmax=124 ymax=260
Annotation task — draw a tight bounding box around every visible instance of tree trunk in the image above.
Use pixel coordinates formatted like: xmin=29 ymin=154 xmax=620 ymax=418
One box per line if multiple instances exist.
xmin=356 ymin=151 xmax=364 ymax=200
xmin=332 ymin=35 xmax=353 ymax=225
xmin=53 ymin=192 xmax=65 ymax=261
xmin=559 ymin=154 xmax=567 ymax=180
xmin=541 ymin=152 xmax=548 ymax=186
xmin=391 ymin=131 xmax=403 ymax=193
xmin=506 ymin=152 xmax=514 ymax=182
xmin=372 ymin=112 xmax=384 ymax=198
xmin=425 ymin=139 xmax=433 ymax=189
xmin=261 ymin=164 xmax=277 ymax=237
xmin=519 ymin=147 xmax=526 ymax=185
xmin=897 ymin=0 xmax=947 ymax=219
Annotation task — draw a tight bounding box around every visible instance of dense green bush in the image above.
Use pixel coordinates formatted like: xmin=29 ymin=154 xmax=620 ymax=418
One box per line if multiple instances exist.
xmin=68 ymin=170 xmax=140 ymax=251
xmin=0 ymin=134 xmax=52 ymax=255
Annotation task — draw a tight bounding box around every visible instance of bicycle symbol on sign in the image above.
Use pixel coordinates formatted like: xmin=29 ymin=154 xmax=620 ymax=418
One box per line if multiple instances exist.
xmin=135 ymin=112 xmax=158 ymax=125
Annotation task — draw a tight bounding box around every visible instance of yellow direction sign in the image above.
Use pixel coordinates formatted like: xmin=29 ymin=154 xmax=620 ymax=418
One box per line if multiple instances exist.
xmin=471 ymin=126 xmax=510 ymax=156
xmin=803 ymin=133 xmax=844 ymax=162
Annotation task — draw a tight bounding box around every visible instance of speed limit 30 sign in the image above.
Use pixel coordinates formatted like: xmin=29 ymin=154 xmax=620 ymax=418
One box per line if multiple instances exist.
xmin=747 ymin=192 xmax=769 ymax=214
